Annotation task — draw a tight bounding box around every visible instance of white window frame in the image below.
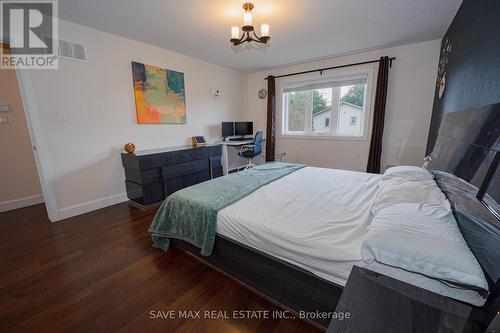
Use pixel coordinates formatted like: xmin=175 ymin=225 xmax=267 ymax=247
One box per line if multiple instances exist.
xmin=277 ymin=66 xmax=376 ymax=141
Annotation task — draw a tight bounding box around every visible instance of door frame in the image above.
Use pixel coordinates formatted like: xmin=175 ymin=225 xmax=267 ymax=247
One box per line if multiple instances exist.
xmin=15 ymin=68 xmax=60 ymax=221
xmin=2 ymin=41 xmax=60 ymax=221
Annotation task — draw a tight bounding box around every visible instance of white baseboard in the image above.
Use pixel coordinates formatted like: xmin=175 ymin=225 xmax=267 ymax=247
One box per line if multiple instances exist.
xmin=0 ymin=195 xmax=45 ymax=212
xmin=57 ymin=192 xmax=128 ymax=222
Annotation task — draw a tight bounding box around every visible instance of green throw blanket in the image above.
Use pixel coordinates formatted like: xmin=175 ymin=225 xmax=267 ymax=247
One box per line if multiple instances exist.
xmin=149 ymin=162 xmax=305 ymax=256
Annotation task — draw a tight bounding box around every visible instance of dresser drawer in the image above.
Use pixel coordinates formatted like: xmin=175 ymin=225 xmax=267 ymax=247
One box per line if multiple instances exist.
xmin=125 ymin=180 xmax=164 ymax=205
xmin=161 ymin=159 xmax=210 ymax=180
xmin=164 ymin=169 xmax=211 ymax=196
xmin=124 ymin=167 xmax=162 ymax=184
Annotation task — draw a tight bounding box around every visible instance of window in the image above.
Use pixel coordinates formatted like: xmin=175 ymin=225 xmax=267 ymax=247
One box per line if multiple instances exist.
xmin=282 ymin=74 xmax=369 ymax=138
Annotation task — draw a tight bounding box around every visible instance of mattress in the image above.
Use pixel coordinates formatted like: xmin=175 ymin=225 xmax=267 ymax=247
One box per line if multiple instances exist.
xmin=216 ymin=166 xmax=382 ymax=286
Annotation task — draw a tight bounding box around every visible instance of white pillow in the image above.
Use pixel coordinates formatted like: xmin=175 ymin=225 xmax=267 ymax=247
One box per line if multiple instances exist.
xmin=372 ymin=177 xmax=448 ymax=214
xmin=382 ymin=166 xmax=434 ymax=181
xmin=362 ymin=203 xmax=489 ymax=292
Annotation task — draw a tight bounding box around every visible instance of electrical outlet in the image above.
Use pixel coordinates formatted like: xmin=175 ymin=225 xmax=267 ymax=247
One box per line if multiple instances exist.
xmin=0 ymin=114 xmax=8 ymax=124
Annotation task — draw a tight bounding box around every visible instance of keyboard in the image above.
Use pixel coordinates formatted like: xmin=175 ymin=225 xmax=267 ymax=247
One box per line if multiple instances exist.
xmin=227 ymin=138 xmax=250 ymax=142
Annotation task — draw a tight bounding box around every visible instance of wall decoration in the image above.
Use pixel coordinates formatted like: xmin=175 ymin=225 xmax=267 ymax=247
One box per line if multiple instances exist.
xmin=436 ymin=38 xmax=452 ymax=99
xmin=438 ymin=74 xmax=446 ymax=99
xmin=258 ymin=88 xmax=267 ymax=99
xmin=131 ymin=61 xmax=186 ymax=124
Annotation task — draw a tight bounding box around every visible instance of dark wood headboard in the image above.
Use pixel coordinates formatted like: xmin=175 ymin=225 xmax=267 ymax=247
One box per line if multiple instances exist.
xmin=428 ymin=103 xmax=500 ymax=324
xmin=429 ymin=103 xmax=499 ymax=217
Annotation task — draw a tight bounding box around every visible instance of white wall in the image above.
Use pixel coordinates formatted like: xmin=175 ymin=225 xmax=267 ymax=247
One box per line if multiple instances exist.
xmin=27 ymin=20 xmax=246 ymax=220
xmin=246 ymin=40 xmax=441 ymax=171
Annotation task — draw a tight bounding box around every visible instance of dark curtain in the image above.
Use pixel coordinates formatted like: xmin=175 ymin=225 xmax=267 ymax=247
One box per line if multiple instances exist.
xmin=265 ymin=75 xmax=276 ymax=162
xmin=366 ymin=56 xmax=390 ymax=173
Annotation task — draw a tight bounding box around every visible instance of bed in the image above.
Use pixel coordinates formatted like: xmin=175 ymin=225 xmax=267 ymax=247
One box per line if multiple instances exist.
xmin=216 ymin=166 xmax=380 ymax=287
xmin=149 ymin=104 xmax=500 ymax=330
xmin=150 ymin=164 xmax=381 ymax=328
xmin=150 ymin=164 xmax=499 ymax=329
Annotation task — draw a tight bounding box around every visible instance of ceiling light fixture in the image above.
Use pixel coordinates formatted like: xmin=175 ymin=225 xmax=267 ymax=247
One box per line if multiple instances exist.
xmin=230 ymin=2 xmax=270 ymax=46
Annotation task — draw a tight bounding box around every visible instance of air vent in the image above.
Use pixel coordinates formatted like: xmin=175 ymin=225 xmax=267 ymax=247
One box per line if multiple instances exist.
xmin=58 ymin=39 xmax=72 ymax=58
xmin=56 ymin=39 xmax=87 ymax=62
xmin=71 ymin=43 xmax=86 ymax=61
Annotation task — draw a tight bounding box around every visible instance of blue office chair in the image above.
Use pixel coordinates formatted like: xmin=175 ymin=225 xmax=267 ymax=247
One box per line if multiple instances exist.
xmin=238 ymin=131 xmax=263 ymax=170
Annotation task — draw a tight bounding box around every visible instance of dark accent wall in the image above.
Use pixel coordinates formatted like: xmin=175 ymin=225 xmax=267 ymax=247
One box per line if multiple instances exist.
xmin=426 ymin=0 xmax=500 ymax=154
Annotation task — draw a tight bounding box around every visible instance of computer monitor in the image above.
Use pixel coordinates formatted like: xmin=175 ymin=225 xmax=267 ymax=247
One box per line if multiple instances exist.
xmin=235 ymin=122 xmax=253 ymax=137
xmin=221 ymin=122 xmax=235 ymax=138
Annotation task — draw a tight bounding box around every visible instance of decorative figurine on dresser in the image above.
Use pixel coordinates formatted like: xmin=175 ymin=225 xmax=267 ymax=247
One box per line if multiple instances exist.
xmin=121 ymin=142 xmax=222 ymax=207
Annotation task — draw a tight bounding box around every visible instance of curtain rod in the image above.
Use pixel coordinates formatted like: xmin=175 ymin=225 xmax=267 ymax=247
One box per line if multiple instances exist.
xmin=265 ymin=57 xmax=396 ymax=80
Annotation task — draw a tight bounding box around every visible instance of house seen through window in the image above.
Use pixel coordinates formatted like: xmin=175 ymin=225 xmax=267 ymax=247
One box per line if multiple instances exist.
xmin=282 ymin=76 xmax=368 ymax=137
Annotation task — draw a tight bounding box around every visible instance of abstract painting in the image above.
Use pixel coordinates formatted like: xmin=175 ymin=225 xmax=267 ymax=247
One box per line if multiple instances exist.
xmin=131 ymin=61 xmax=186 ymax=124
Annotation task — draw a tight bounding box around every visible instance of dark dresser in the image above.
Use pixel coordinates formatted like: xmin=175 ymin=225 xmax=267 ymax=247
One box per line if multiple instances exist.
xmin=121 ymin=144 xmax=222 ymax=206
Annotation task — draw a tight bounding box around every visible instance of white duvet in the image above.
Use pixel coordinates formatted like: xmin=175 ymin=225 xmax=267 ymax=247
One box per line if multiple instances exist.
xmin=217 ymin=166 xmax=382 ymax=286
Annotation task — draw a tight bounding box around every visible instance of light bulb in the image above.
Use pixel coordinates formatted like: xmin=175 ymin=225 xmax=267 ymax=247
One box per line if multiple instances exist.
xmin=261 ymin=24 xmax=269 ymax=37
xmin=243 ymin=12 xmax=252 ymax=27
xmin=231 ymin=26 xmax=239 ymax=40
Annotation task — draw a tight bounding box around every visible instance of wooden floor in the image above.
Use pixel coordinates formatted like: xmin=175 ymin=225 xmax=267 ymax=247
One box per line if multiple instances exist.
xmin=0 ymin=203 xmax=321 ymax=333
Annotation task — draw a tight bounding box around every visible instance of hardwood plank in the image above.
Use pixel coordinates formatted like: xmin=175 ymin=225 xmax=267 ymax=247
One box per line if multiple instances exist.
xmin=0 ymin=203 xmax=321 ymax=333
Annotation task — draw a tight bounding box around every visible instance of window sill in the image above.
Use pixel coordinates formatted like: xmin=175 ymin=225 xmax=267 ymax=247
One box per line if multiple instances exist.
xmin=278 ymin=134 xmax=368 ymax=142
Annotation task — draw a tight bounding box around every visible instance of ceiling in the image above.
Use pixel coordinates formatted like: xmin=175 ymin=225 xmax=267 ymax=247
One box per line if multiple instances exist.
xmin=58 ymin=0 xmax=462 ymax=71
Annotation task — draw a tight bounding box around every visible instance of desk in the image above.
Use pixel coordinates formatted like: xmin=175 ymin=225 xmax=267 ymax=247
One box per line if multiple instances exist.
xmin=220 ymin=140 xmax=254 ymax=175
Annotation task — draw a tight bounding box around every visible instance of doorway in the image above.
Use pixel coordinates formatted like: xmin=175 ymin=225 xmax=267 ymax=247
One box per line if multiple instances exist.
xmin=0 ymin=42 xmax=45 ymax=213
